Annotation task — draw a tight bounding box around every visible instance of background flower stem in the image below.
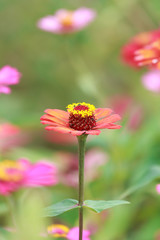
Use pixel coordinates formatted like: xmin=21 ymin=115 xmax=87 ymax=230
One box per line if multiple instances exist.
xmin=77 ymin=134 xmax=87 ymax=240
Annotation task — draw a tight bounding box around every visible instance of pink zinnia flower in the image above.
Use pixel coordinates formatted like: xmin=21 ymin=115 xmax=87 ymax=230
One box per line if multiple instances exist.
xmin=47 ymin=224 xmax=91 ymax=240
xmin=156 ymin=184 xmax=160 ymax=194
xmin=0 ymin=159 xmax=58 ymax=195
xmin=37 ymin=8 xmax=96 ymax=34
xmin=0 ymin=65 xmax=21 ymax=94
xmin=40 ymin=102 xmax=121 ymax=136
xmin=142 ymin=70 xmax=160 ymax=92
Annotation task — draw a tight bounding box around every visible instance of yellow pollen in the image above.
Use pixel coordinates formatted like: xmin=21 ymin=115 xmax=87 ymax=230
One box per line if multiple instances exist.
xmin=0 ymin=160 xmax=23 ymax=182
xmin=67 ymin=102 xmax=96 ymax=118
xmin=47 ymin=224 xmax=69 ymax=238
xmin=59 ymin=11 xmax=73 ymax=27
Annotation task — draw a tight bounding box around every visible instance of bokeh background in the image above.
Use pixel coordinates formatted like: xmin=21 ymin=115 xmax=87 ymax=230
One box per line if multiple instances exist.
xmin=0 ymin=0 xmax=160 ymax=239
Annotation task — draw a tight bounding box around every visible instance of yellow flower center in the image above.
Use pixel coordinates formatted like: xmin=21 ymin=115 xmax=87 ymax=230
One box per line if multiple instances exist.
xmin=0 ymin=160 xmax=23 ymax=182
xmin=59 ymin=11 xmax=73 ymax=27
xmin=67 ymin=102 xmax=96 ymax=118
xmin=47 ymin=224 xmax=69 ymax=238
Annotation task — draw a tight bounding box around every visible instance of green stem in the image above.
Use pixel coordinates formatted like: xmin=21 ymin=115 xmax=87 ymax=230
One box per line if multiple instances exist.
xmin=77 ymin=134 xmax=87 ymax=240
xmin=5 ymin=196 xmax=18 ymax=229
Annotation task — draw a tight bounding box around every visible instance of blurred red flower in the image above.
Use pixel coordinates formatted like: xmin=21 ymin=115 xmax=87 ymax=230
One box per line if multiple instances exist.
xmin=121 ymin=29 xmax=160 ymax=68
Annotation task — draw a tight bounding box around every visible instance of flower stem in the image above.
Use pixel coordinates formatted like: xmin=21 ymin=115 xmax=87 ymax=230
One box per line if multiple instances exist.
xmin=77 ymin=134 xmax=87 ymax=240
xmin=5 ymin=196 xmax=18 ymax=229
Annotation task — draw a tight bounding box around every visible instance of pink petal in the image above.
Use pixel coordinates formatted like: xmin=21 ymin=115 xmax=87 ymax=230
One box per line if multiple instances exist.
xmin=96 ymin=114 xmax=121 ymax=126
xmin=67 ymin=227 xmax=90 ymax=240
xmin=23 ymin=161 xmax=58 ymax=187
xmin=156 ymin=184 xmax=160 ymax=194
xmin=44 ymin=109 xmax=69 ymax=121
xmin=95 ymin=108 xmax=113 ymax=120
xmin=73 ymin=8 xmax=96 ymax=30
xmin=40 ymin=114 xmax=67 ymax=126
xmin=95 ymin=123 xmax=122 ymax=129
xmin=37 ymin=16 xmax=62 ymax=34
xmin=0 ymin=65 xmax=21 ymax=85
xmin=45 ymin=126 xmax=85 ymax=136
xmin=142 ymin=70 xmax=160 ymax=92
xmin=0 ymin=86 xmax=11 ymax=94
xmin=85 ymin=129 xmax=101 ymax=135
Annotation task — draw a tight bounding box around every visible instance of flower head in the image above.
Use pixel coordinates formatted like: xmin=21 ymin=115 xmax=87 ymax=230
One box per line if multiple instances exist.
xmin=47 ymin=224 xmax=91 ymax=240
xmin=121 ymin=29 xmax=160 ymax=68
xmin=0 ymin=159 xmax=58 ymax=195
xmin=40 ymin=102 xmax=121 ymax=136
xmin=37 ymin=8 xmax=96 ymax=34
xmin=48 ymin=224 xmax=69 ymax=238
xmin=0 ymin=65 xmax=21 ymax=94
xmin=142 ymin=70 xmax=160 ymax=92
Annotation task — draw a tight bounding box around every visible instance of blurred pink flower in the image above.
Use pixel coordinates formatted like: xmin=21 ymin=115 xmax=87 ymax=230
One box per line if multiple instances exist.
xmin=47 ymin=224 xmax=91 ymax=240
xmin=0 ymin=65 xmax=21 ymax=94
xmin=0 ymin=159 xmax=58 ymax=195
xmin=0 ymin=122 xmax=28 ymax=153
xmin=142 ymin=70 xmax=160 ymax=93
xmin=156 ymin=184 xmax=160 ymax=194
xmin=57 ymin=149 xmax=107 ymax=187
xmin=37 ymin=8 xmax=96 ymax=34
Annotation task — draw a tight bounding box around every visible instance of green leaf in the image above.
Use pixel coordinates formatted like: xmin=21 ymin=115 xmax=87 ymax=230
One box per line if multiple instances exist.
xmin=120 ymin=165 xmax=160 ymax=199
xmin=84 ymin=200 xmax=130 ymax=213
xmin=44 ymin=199 xmax=79 ymax=217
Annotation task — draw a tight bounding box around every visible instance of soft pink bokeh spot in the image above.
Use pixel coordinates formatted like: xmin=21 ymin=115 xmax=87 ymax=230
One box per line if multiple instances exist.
xmin=0 ymin=122 xmax=28 ymax=153
xmin=156 ymin=184 xmax=160 ymax=194
xmin=37 ymin=8 xmax=96 ymax=34
xmin=0 ymin=65 xmax=21 ymax=94
xmin=0 ymin=159 xmax=58 ymax=195
xmin=67 ymin=227 xmax=91 ymax=240
xmin=57 ymin=149 xmax=107 ymax=187
xmin=110 ymin=95 xmax=144 ymax=131
xmin=142 ymin=70 xmax=160 ymax=93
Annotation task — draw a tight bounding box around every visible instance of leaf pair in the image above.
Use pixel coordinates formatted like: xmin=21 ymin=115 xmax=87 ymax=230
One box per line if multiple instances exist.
xmin=44 ymin=199 xmax=129 ymax=217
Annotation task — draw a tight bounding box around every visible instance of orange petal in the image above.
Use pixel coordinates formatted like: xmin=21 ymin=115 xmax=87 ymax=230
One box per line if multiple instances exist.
xmin=45 ymin=126 xmax=84 ymax=136
xmin=95 ymin=108 xmax=113 ymax=120
xmin=85 ymin=130 xmax=101 ymax=135
xmin=96 ymin=114 xmax=121 ymax=127
xmin=44 ymin=109 xmax=69 ymax=120
xmin=40 ymin=114 xmax=67 ymax=126
xmin=40 ymin=120 xmax=62 ymax=127
xmin=95 ymin=123 xmax=121 ymax=129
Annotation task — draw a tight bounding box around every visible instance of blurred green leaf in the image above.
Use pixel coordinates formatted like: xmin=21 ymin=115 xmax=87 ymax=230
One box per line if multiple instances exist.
xmin=120 ymin=165 xmax=160 ymax=199
xmin=84 ymin=200 xmax=130 ymax=213
xmin=44 ymin=199 xmax=79 ymax=217
xmin=0 ymin=227 xmax=10 ymax=240
xmin=0 ymin=203 xmax=8 ymax=214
